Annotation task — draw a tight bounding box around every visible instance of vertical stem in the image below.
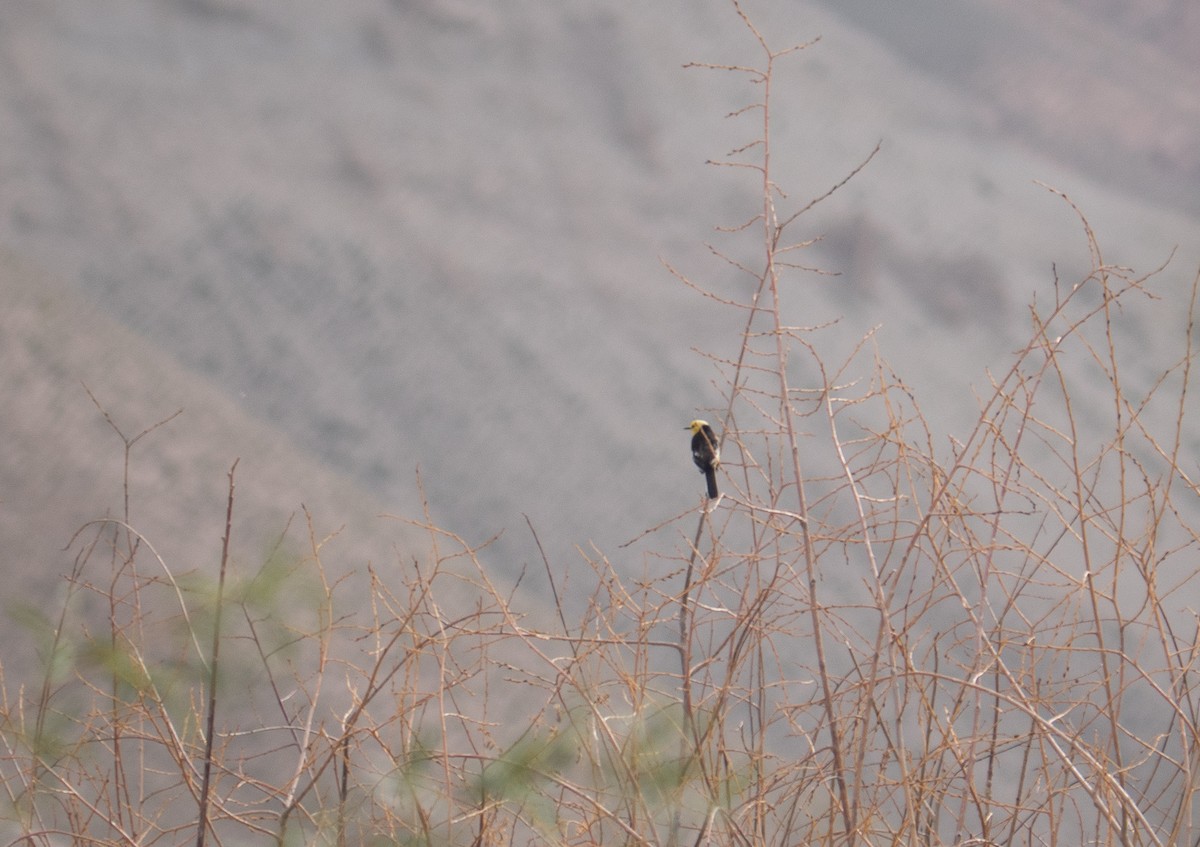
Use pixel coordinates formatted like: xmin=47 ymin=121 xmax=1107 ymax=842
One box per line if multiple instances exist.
xmin=752 ymin=40 xmax=856 ymax=847
xmin=195 ymin=459 xmax=238 ymax=847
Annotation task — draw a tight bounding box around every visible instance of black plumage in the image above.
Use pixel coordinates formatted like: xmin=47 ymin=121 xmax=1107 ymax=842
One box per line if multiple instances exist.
xmin=688 ymin=420 xmax=720 ymax=499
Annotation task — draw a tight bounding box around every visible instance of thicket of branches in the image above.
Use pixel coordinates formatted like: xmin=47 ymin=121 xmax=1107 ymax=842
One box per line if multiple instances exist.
xmin=4 ymin=5 xmax=1200 ymax=846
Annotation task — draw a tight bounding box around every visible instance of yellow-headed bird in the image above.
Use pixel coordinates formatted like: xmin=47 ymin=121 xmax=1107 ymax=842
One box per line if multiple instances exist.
xmin=687 ymin=420 xmax=720 ymax=499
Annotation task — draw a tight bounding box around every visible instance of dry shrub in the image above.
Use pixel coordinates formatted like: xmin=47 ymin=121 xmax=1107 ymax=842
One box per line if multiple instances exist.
xmin=4 ymin=4 xmax=1199 ymax=847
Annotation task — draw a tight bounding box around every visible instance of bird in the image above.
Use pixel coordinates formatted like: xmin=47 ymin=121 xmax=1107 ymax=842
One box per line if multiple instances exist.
xmin=687 ymin=420 xmax=720 ymax=499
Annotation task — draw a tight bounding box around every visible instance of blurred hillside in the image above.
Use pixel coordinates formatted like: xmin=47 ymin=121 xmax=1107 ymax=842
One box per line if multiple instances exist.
xmin=1 ymin=0 xmax=1197 ymax=639
xmin=0 ymin=247 xmax=433 ymax=681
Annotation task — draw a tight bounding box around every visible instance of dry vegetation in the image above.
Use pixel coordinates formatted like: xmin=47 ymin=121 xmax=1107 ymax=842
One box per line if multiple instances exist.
xmin=4 ymin=5 xmax=1200 ymax=846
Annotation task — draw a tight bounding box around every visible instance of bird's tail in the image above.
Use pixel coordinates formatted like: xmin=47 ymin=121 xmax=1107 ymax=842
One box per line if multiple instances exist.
xmin=705 ymin=468 xmax=719 ymax=499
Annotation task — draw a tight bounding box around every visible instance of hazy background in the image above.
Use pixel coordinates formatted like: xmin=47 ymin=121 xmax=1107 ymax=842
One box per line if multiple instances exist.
xmin=2 ymin=0 xmax=1198 ymax=660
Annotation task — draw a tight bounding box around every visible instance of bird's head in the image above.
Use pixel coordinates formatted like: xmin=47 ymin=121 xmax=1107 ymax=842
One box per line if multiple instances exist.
xmin=686 ymin=420 xmax=710 ymax=434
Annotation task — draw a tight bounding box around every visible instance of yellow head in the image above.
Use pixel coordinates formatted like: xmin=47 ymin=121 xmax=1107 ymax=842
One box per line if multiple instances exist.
xmin=686 ymin=419 xmax=710 ymax=434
